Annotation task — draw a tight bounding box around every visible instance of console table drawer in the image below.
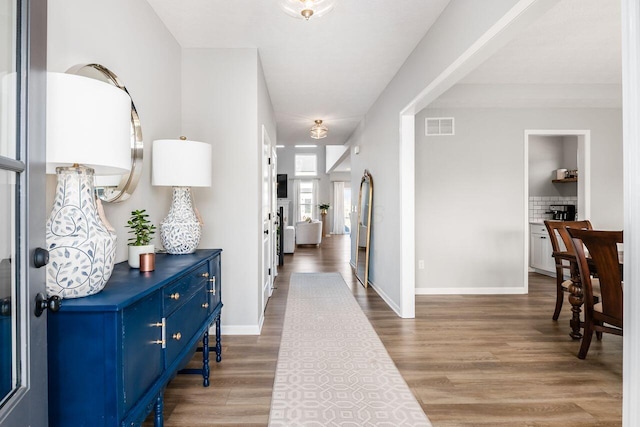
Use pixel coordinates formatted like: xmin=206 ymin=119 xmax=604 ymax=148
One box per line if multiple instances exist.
xmin=165 ymin=290 xmax=208 ymax=368
xmin=163 ymin=264 xmax=209 ymax=315
xmin=122 ymin=291 xmax=163 ymax=413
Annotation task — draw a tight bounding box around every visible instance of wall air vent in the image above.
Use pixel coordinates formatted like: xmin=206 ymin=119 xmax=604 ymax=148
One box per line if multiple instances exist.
xmin=425 ymin=117 xmax=454 ymax=136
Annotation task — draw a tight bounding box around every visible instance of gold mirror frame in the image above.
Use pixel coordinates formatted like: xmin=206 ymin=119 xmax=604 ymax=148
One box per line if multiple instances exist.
xmin=355 ymin=169 xmax=373 ymax=287
xmin=67 ymin=64 xmax=143 ymax=203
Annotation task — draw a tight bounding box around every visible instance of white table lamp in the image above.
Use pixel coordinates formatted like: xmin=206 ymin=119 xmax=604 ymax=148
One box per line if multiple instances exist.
xmin=152 ymin=138 xmax=212 ymax=254
xmin=46 ymin=72 xmax=131 ymax=298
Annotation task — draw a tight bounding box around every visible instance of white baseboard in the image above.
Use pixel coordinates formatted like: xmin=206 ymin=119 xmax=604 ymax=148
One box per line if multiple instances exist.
xmin=415 ymin=286 xmax=526 ymax=295
xmin=368 ymin=280 xmax=402 ymax=316
xmin=258 ymin=313 xmax=265 ymax=333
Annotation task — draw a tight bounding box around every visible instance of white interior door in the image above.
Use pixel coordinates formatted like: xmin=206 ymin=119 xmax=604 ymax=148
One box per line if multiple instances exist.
xmin=261 ymin=126 xmax=272 ymax=313
xmin=0 ymin=0 xmax=48 ymax=424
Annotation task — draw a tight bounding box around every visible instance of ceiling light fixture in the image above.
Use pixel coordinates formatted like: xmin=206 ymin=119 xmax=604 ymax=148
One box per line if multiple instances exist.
xmin=310 ymin=119 xmax=328 ymax=139
xmin=280 ymin=0 xmax=336 ymax=21
xmin=295 ymin=144 xmax=318 ymax=148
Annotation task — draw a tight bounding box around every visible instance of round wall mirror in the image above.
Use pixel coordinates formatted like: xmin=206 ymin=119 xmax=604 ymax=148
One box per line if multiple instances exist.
xmin=68 ymin=64 xmax=143 ymax=203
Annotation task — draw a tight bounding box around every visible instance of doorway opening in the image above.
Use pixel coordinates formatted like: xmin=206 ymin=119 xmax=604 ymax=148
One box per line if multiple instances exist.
xmin=524 ymin=130 xmax=591 ymax=291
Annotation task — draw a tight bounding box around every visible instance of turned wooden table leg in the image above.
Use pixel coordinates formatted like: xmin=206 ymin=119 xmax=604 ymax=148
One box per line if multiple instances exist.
xmin=567 ymin=274 xmax=583 ymax=340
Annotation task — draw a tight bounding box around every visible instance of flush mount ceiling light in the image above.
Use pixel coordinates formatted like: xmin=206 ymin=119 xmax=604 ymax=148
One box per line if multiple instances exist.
xmin=310 ymin=119 xmax=328 ymax=139
xmin=280 ymin=0 xmax=336 ymax=21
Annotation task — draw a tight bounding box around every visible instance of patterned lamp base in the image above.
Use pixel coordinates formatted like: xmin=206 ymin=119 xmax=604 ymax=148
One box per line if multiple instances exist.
xmin=46 ymin=166 xmax=117 ymax=298
xmin=160 ymin=187 xmax=202 ymax=254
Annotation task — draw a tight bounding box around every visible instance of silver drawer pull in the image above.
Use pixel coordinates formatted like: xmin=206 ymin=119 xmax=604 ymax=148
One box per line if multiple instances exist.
xmin=201 ymin=272 xmax=209 ymax=278
xmin=208 ymin=289 xmax=216 ymax=295
xmin=172 ymin=332 xmax=182 ymax=341
xmin=153 ymin=340 xmax=165 ymax=345
xmin=202 ymin=302 xmax=209 ymax=309
xmin=170 ymin=292 xmax=180 ymax=300
xmin=208 ymin=277 xmax=215 ymax=283
xmin=151 ymin=322 xmax=163 ymax=327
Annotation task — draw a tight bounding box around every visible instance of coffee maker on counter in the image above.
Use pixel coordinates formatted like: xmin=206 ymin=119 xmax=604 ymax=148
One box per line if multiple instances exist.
xmin=547 ymin=204 xmax=576 ymax=221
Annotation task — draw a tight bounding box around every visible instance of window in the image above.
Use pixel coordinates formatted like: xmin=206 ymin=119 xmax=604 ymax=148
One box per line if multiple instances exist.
xmin=295 ymin=154 xmax=317 ymax=176
xmin=298 ymin=180 xmax=315 ymax=221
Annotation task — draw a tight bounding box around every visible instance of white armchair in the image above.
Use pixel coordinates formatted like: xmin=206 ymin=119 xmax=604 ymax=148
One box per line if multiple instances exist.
xmin=295 ymin=220 xmax=322 ymax=246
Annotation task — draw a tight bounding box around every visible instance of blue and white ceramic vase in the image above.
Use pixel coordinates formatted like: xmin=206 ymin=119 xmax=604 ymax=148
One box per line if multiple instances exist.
xmin=46 ymin=166 xmax=117 ymax=298
xmin=160 ymin=187 xmax=201 ymax=254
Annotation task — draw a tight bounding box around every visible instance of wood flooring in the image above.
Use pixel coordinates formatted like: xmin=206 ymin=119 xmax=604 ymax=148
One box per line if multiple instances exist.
xmin=146 ymin=235 xmax=622 ymax=426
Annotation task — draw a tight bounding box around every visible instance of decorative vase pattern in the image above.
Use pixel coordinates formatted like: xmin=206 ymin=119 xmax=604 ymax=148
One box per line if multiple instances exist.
xmin=160 ymin=187 xmax=202 ymax=254
xmin=46 ymin=167 xmax=117 ymax=298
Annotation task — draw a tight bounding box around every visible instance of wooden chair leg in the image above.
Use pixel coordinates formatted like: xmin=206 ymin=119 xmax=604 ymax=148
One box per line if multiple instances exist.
xmin=553 ymin=278 xmax=564 ymax=321
xmin=578 ymin=320 xmax=594 ymax=359
xmin=595 ymin=320 xmax=603 ymax=340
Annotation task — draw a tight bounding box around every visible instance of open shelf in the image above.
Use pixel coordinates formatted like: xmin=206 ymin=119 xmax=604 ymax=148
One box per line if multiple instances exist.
xmin=552 ymin=177 xmax=577 ymax=183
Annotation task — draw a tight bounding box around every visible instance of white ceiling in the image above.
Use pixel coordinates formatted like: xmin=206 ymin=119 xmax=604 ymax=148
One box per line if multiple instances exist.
xmin=146 ymin=0 xmax=451 ymax=146
xmin=146 ymin=0 xmax=621 ymax=147
xmin=432 ymin=0 xmax=622 ymax=109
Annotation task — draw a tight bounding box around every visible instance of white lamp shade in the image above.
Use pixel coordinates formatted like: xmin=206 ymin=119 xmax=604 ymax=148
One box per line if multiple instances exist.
xmin=46 ymin=72 xmax=131 ymax=175
xmin=152 ymin=139 xmax=212 ymax=187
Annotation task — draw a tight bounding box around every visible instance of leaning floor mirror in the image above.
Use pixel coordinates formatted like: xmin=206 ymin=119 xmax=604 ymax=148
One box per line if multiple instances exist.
xmin=355 ymin=170 xmax=373 ymax=287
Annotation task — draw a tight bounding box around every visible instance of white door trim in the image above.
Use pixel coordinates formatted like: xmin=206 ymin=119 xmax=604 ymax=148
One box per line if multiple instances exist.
xmin=622 ymin=0 xmax=640 ymax=424
xmin=398 ymin=114 xmax=415 ymax=318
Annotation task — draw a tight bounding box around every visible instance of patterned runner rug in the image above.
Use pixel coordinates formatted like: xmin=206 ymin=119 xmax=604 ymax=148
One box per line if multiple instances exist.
xmin=268 ymin=272 xmax=431 ymax=427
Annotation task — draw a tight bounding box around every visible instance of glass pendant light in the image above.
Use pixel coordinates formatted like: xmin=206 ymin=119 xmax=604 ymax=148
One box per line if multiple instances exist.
xmin=280 ymin=0 xmax=336 ymax=21
xmin=310 ymin=119 xmax=328 ymax=139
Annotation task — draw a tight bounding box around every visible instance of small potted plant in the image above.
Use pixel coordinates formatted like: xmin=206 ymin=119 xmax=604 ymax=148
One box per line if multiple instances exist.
xmin=126 ymin=209 xmax=156 ymax=268
xmin=318 ymin=203 xmax=330 ymax=215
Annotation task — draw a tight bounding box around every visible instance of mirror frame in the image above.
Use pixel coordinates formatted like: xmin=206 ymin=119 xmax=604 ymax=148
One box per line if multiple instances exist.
xmin=67 ymin=63 xmax=143 ymax=203
xmin=355 ymin=169 xmax=373 ymax=288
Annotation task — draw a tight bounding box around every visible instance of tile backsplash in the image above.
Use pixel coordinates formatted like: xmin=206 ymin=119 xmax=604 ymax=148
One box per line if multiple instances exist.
xmin=529 ymin=196 xmax=577 ymax=223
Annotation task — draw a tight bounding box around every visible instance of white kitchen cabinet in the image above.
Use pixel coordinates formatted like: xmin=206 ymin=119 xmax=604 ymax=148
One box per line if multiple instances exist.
xmin=530 ymin=223 xmax=556 ymax=276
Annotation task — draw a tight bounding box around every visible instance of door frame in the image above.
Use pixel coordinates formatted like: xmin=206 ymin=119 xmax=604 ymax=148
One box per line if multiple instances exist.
xmin=523 ymin=129 xmax=591 ymax=292
xmin=621 ymin=0 xmax=640 ymax=424
xmin=270 ymin=144 xmax=277 ymax=294
xmin=259 ymin=125 xmax=274 ymax=326
xmin=0 ymin=0 xmax=48 ymax=424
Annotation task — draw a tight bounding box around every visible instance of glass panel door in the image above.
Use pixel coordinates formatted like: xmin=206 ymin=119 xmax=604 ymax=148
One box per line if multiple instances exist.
xmin=0 ymin=170 xmax=16 ymax=404
xmin=0 ymin=0 xmax=48 ymax=424
xmin=0 ymin=0 xmax=19 ymax=406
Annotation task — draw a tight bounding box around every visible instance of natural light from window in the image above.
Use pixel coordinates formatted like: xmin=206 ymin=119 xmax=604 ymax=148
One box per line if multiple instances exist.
xmin=298 ymin=180 xmax=314 ymax=220
xmin=295 ymin=154 xmax=317 ymax=176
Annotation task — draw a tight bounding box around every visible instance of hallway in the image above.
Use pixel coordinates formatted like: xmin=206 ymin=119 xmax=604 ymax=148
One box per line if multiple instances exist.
xmin=153 ymin=235 xmax=622 ymax=426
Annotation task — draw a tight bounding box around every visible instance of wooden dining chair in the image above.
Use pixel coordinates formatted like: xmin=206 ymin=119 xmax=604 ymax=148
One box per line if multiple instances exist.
xmin=567 ymin=228 xmax=623 ymax=359
xmin=544 ymin=220 xmax=592 ymax=320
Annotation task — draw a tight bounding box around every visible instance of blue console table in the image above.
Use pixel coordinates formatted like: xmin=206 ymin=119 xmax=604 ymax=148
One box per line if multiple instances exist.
xmin=47 ymin=249 xmax=223 ymax=426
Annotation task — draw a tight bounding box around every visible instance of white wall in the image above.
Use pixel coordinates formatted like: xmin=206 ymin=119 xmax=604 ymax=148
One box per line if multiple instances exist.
xmin=529 ymin=135 xmax=578 ymax=198
xmin=348 ymin=0 xmax=541 ymax=310
xmin=49 ymin=6 xmax=274 ymax=334
xmin=182 ymin=48 xmax=275 ymax=334
xmin=414 ymin=107 xmax=622 ymax=291
xmin=47 ymin=0 xmax=182 ymax=262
